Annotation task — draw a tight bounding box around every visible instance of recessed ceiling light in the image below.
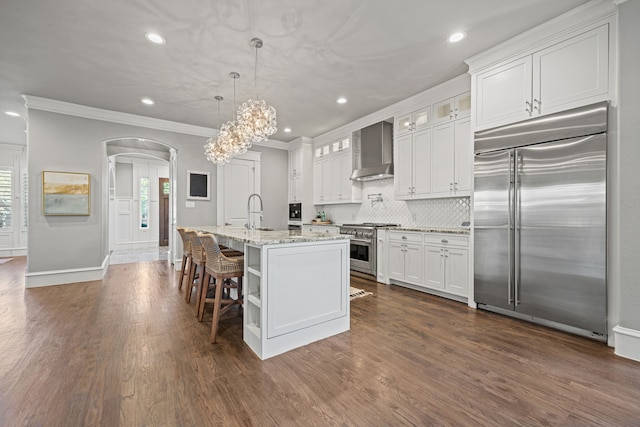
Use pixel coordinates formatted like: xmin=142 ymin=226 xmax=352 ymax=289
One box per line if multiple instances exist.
xmin=336 ymin=97 xmax=347 ymax=104
xmin=448 ymin=32 xmax=466 ymax=43
xmin=284 ymin=127 xmax=292 ymax=133
xmin=5 ymin=111 xmax=21 ymax=117
xmin=145 ymin=32 xmax=165 ymax=44
xmin=141 ymin=98 xmax=154 ymax=105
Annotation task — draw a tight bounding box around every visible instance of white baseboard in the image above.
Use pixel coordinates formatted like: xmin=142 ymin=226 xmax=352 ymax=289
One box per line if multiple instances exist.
xmin=113 ymin=240 xmax=159 ymax=251
xmin=0 ymin=247 xmax=27 ymax=257
xmin=25 ymin=254 xmax=110 ymax=288
xmin=613 ymin=325 xmax=640 ymax=362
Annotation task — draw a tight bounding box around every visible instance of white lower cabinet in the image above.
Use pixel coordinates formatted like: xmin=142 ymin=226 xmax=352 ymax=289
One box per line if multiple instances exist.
xmin=387 ymin=231 xmax=470 ymax=301
xmin=388 ymin=232 xmax=423 ymax=285
xmin=302 ymin=225 xmax=339 ymax=235
xmin=377 ymin=229 xmax=389 ymax=284
xmin=423 ymin=234 xmax=469 ymax=297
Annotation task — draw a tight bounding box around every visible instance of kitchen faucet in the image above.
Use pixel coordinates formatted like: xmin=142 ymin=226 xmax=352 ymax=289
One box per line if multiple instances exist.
xmin=246 ymin=193 xmax=264 ymax=230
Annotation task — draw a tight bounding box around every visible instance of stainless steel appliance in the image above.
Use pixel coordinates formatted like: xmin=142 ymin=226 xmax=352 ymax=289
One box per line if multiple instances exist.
xmin=288 ymin=203 xmax=301 ymax=221
xmin=350 ymin=120 xmax=394 ymax=181
xmin=474 ymin=101 xmax=607 ymax=340
xmin=339 ymin=223 xmax=397 ymax=276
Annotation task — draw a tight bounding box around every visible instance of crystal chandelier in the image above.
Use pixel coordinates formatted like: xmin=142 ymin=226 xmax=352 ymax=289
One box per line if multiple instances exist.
xmin=237 ymin=38 xmax=277 ymax=144
xmin=205 ymin=73 xmax=246 ymax=164
xmin=205 ymin=38 xmax=277 ymax=164
xmin=204 ymin=96 xmax=231 ymax=164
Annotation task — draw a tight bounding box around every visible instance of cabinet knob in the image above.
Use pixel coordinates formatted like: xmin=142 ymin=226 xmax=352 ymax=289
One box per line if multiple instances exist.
xmin=441 ymin=239 xmax=448 ymax=243
xmin=401 ymin=236 xmax=407 ymax=240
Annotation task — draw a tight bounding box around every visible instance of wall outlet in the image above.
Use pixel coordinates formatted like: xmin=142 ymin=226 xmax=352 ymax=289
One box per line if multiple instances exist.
xmin=412 ymin=212 xmax=417 ymax=221
xmin=185 ymin=201 xmax=195 ymax=208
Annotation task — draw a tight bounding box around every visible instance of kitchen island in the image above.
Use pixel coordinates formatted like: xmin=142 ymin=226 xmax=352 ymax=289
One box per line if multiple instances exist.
xmin=193 ymin=226 xmax=351 ymax=360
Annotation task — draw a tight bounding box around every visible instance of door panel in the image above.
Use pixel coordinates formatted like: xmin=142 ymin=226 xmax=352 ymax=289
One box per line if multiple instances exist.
xmin=394 ymin=134 xmax=413 ymax=198
xmin=413 ymin=128 xmax=431 ymax=196
xmin=515 ymin=135 xmax=606 ymax=334
xmin=224 ymin=159 xmax=255 ymax=226
xmin=474 ymin=150 xmax=513 ymax=310
xmin=431 ymin=123 xmax=455 ymax=194
xmin=424 ymin=246 xmax=444 ymax=289
xmin=404 ymin=243 xmax=423 ymax=285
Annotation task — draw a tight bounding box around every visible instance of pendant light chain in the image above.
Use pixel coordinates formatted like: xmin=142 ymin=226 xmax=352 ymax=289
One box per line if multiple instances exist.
xmin=254 ymin=46 xmax=259 ymax=100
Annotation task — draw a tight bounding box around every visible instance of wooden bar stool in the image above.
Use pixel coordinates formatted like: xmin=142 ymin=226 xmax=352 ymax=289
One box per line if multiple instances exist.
xmin=198 ymin=233 xmax=244 ymax=343
xmin=176 ymin=227 xmax=192 ymax=290
xmin=184 ymin=230 xmax=206 ymax=305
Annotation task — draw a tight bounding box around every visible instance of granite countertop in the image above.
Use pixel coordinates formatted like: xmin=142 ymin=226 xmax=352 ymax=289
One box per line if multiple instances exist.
xmin=192 ymin=226 xmax=350 ymax=246
xmin=303 ymin=222 xmax=341 ymax=227
xmin=384 ymin=226 xmax=470 ymax=235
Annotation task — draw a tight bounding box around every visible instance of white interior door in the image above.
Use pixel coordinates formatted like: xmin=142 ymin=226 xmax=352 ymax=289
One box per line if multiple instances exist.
xmin=218 ymin=152 xmax=262 ymax=227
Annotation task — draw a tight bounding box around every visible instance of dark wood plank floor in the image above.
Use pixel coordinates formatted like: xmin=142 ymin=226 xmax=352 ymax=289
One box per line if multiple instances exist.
xmin=1 ymin=256 xmax=639 ymax=426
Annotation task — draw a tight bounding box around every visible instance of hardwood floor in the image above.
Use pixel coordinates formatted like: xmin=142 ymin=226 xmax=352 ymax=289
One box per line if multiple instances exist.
xmin=1 ymin=257 xmax=639 ymax=426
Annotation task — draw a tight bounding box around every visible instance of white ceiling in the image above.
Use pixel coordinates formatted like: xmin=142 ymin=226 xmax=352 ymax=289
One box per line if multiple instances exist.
xmin=0 ymin=0 xmax=588 ymax=146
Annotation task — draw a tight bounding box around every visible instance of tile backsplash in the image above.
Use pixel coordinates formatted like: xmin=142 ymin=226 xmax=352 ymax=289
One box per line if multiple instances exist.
xmin=319 ymin=178 xmax=470 ymax=227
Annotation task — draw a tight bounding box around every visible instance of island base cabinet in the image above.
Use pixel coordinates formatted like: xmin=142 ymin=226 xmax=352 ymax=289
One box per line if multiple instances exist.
xmin=243 ymin=240 xmax=350 ymax=360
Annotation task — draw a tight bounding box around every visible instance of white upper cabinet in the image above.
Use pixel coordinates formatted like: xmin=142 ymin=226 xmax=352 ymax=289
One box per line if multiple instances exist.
xmin=288 ymin=142 xmax=313 ymax=204
xmin=533 ymin=25 xmax=609 ymax=115
xmin=431 ymin=118 xmax=471 ymax=197
xmin=394 ymin=128 xmax=431 ymax=200
xmin=313 ymin=136 xmax=361 ymax=205
xmin=475 ymin=56 xmax=534 ymax=128
xmin=474 ymin=24 xmax=609 ymax=130
xmin=395 ymin=106 xmax=430 ymax=136
xmin=289 ymin=147 xmax=303 ymax=178
xmin=432 ymin=92 xmax=471 ymax=126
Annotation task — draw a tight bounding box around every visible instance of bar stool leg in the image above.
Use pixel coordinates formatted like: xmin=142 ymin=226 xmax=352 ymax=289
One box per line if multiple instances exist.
xmin=210 ymin=275 xmax=225 ymax=343
xmin=178 ymin=254 xmax=188 ymax=290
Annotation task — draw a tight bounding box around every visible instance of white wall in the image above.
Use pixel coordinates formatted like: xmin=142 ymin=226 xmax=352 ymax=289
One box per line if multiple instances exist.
xmin=617 ymin=0 xmax=640 ymax=331
xmin=249 ymin=145 xmax=288 ymax=230
xmin=26 ymin=109 xmax=218 ymax=276
xmin=26 ymin=108 xmax=289 ymax=282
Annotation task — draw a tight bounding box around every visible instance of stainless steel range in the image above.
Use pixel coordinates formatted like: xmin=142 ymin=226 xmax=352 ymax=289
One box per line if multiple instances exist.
xmin=339 ymin=223 xmax=398 ymax=277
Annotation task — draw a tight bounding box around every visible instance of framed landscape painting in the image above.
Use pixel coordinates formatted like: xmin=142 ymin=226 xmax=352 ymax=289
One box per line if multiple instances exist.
xmin=42 ymin=171 xmax=90 ymax=215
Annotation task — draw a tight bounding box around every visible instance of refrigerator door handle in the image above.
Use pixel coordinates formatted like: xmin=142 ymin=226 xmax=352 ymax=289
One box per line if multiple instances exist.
xmin=515 ymin=152 xmax=521 ymax=306
xmin=508 ymin=150 xmax=513 ymax=305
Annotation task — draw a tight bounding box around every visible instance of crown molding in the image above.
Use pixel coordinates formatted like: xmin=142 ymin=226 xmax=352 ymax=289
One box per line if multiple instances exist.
xmin=251 ymin=138 xmax=290 ymax=150
xmin=21 ymin=95 xmax=289 ymax=150
xmin=22 ymin=95 xmax=217 ymax=137
xmin=465 ymin=0 xmax=618 ymax=73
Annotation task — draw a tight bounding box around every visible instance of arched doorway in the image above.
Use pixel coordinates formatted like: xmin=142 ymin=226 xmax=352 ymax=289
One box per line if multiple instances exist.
xmin=103 ymin=138 xmax=177 ymax=265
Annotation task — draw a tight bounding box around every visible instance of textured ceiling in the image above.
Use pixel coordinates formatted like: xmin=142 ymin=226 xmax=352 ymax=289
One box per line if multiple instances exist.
xmin=0 ymin=0 xmax=588 ymax=146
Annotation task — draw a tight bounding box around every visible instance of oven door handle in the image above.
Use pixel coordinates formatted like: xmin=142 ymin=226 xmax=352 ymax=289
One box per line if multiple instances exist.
xmin=350 ymin=238 xmax=372 ymax=244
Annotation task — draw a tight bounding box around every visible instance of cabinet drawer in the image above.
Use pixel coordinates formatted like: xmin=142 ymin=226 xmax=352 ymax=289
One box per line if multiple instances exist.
xmin=423 ymin=234 xmax=468 ymax=247
xmin=388 ymin=231 xmax=422 ymax=243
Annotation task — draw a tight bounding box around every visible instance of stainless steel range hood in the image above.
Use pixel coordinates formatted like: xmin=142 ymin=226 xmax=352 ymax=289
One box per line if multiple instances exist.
xmin=350 ymin=121 xmax=393 ymax=181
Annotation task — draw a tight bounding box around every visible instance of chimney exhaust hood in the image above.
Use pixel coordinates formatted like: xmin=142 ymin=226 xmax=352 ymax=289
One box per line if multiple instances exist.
xmin=350 ymin=120 xmax=393 ymax=182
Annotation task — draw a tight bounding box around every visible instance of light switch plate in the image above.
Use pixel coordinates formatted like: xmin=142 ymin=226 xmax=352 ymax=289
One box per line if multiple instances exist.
xmin=185 ymin=201 xmax=195 ymax=208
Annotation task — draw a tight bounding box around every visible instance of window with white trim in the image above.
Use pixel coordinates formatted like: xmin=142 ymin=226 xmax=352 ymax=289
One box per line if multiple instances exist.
xmin=0 ymin=169 xmax=12 ymax=228
xmin=140 ymin=177 xmax=149 ymax=228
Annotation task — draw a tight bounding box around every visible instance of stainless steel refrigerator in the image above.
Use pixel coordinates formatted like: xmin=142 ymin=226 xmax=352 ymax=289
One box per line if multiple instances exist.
xmin=473 ymin=101 xmax=607 ymax=340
